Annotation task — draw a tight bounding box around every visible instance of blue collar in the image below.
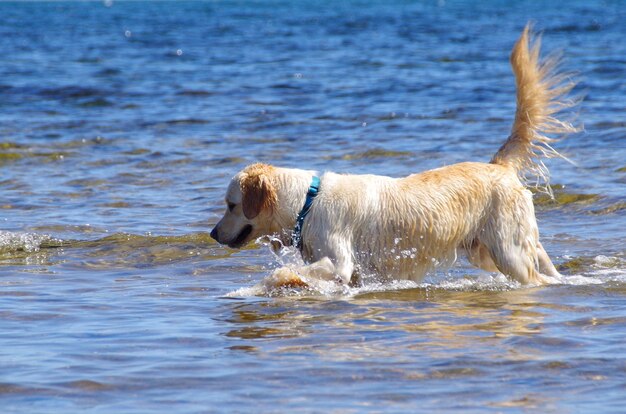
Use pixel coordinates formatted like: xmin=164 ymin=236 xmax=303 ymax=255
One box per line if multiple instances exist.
xmin=292 ymin=175 xmax=321 ymax=250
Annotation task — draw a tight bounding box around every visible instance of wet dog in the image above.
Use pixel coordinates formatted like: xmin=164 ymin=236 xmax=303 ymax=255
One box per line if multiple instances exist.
xmin=211 ymin=25 xmax=578 ymax=287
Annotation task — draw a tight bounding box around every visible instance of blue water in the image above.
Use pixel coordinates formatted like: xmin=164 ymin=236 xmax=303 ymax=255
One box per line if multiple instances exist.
xmin=1 ymin=1 xmax=625 ymax=412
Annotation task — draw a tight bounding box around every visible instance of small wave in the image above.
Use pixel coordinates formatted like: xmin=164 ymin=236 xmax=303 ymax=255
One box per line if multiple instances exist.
xmin=550 ymin=22 xmax=602 ymax=33
xmin=5 ymin=231 xmax=226 ymax=253
xmin=531 ymin=184 xmax=600 ymax=209
xmin=326 ymin=148 xmax=414 ymax=161
xmin=579 ymin=255 xmax=626 ymax=283
xmin=590 ymin=201 xmax=626 ymax=215
xmin=77 ymin=98 xmax=113 ymax=108
xmin=141 ymin=119 xmax=210 ymax=128
xmin=176 ymin=89 xmax=215 ymax=97
xmin=39 ymin=85 xmax=107 ymax=100
xmin=0 ymin=231 xmax=230 ymax=268
xmin=163 ymin=118 xmax=209 ymax=125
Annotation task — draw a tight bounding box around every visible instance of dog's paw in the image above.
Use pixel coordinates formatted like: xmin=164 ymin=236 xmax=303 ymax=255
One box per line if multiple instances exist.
xmin=265 ymin=267 xmax=309 ymax=289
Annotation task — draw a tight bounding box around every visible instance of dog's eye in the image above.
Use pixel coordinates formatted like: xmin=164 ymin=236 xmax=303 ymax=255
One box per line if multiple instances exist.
xmin=227 ymin=202 xmax=236 ymax=212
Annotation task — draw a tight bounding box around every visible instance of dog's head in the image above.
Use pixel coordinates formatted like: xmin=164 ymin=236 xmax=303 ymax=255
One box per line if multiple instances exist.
xmin=210 ymin=163 xmax=279 ymax=248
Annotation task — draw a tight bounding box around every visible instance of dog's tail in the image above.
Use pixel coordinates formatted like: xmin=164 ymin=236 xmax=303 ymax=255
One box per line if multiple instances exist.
xmin=491 ymin=24 xmax=580 ymax=193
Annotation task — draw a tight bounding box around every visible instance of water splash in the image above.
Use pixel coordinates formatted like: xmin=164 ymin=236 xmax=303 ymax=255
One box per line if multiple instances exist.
xmin=225 ymin=241 xmax=626 ymax=298
xmin=225 ymin=236 xmax=340 ymax=298
xmin=0 ymin=231 xmax=57 ymax=253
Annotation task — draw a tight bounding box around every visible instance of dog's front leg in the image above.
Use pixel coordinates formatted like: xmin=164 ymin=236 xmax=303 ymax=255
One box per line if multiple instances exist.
xmin=296 ymin=255 xmax=354 ymax=285
xmin=265 ymin=257 xmax=351 ymax=290
xmin=295 ymin=257 xmax=338 ymax=281
xmin=306 ymin=235 xmax=355 ymax=285
xmin=266 ymin=257 xmax=334 ymax=287
xmin=331 ymin=260 xmax=355 ymax=285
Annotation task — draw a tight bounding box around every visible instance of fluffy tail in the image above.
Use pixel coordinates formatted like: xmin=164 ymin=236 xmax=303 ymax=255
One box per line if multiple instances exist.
xmin=491 ymin=24 xmax=580 ymax=193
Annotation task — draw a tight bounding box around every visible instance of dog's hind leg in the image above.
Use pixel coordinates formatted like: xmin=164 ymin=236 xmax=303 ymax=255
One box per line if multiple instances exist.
xmin=489 ymin=241 xmax=549 ymax=285
xmin=482 ymin=190 xmax=552 ymax=285
xmin=537 ymin=241 xmax=561 ymax=277
xmin=467 ymin=236 xmax=560 ymax=283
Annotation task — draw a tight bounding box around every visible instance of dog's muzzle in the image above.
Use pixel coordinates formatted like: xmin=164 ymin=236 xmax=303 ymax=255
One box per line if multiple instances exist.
xmin=210 ymin=226 xmax=218 ymax=241
xmin=224 ymin=224 xmax=253 ymax=249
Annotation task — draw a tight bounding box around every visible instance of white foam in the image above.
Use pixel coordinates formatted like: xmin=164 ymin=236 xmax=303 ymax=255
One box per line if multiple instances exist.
xmin=224 ymin=284 xmax=267 ymax=298
xmin=0 ymin=231 xmax=52 ymax=253
xmin=557 ymin=274 xmax=604 ymax=285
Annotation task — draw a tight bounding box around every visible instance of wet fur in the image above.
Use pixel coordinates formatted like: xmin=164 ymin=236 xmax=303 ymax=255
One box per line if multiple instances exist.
xmin=211 ymin=25 xmax=578 ymax=287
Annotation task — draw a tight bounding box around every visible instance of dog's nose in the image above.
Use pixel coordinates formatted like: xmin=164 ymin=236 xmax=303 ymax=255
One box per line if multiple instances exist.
xmin=210 ymin=227 xmax=219 ymax=242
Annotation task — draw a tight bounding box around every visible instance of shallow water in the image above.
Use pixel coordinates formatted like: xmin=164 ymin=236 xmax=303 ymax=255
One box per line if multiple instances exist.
xmin=1 ymin=1 xmax=625 ymax=412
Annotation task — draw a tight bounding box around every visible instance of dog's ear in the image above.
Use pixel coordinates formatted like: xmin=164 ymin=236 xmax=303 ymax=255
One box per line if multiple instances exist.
xmin=240 ymin=164 xmax=277 ymax=219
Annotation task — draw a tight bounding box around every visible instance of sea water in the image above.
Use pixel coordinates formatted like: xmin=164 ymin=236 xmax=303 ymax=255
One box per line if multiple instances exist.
xmin=1 ymin=1 xmax=625 ymax=412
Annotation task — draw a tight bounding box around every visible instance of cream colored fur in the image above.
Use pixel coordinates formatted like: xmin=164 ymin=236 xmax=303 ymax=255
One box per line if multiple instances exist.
xmin=211 ymin=25 xmax=578 ymax=287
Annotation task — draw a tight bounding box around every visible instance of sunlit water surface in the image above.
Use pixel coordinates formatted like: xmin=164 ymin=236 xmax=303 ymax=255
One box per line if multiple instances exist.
xmin=1 ymin=1 xmax=625 ymax=412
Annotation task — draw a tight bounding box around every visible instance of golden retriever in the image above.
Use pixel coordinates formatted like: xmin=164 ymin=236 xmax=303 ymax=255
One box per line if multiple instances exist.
xmin=210 ymin=24 xmax=579 ymax=287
